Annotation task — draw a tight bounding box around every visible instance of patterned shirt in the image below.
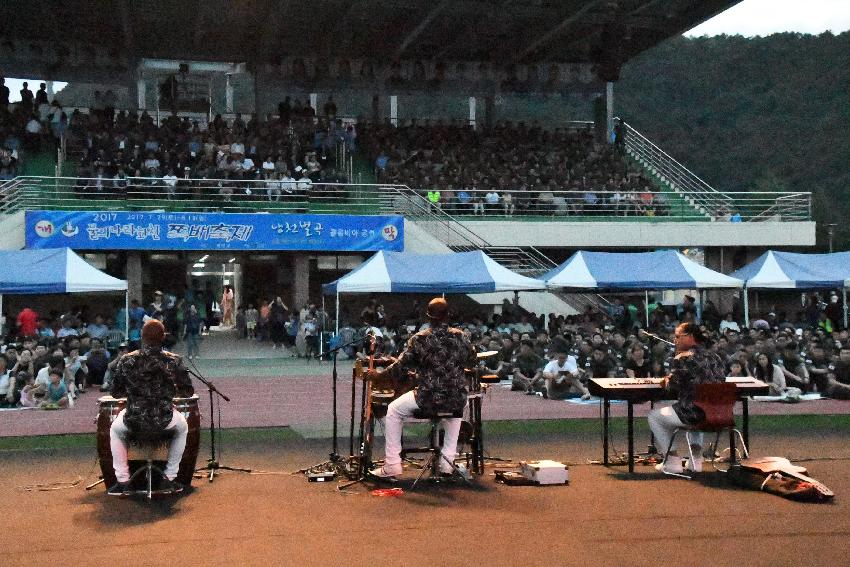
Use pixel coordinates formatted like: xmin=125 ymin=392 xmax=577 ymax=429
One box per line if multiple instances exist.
xmin=385 ymin=325 xmax=475 ymax=414
xmin=668 ymin=345 xmax=727 ymax=425
xmin=111 ymin=345 xmax=194 ymax=433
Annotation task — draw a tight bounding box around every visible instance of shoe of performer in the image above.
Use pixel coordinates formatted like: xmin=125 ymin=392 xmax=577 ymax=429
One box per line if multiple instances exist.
xmin=655 ymin=454 xmax=684 ymax=474
xmin=107 ymin=481 xmax=129 ymax=496
xmin=369 ymin=464 xmax=402 ymax=479
xmin=158 ymin=478 xmax=184 ymax=494
xmin=67 ymin=393 xmax=75 ymax=409
xmin=580 ymin=393 xmax=592 ymax=401
xmin=540 ymin=389 xmax=548 ymax=399
xmin=687 ymin=455 xmax=704 ymax=473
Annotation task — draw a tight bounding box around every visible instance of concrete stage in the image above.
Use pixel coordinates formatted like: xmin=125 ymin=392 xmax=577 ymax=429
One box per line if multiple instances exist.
xmin=2 ymin=425 xmax=848 ymax=567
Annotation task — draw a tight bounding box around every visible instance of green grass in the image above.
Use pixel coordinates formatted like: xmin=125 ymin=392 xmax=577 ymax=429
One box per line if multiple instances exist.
xmin=3 ymin=414 xmax=849 ymax=453
xmin=0 ymin=426 xmax=301 ymax=452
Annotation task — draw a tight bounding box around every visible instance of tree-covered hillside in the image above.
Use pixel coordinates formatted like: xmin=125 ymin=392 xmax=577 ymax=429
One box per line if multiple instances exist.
xmin=617 ymin=32 xmax=850 ymax=249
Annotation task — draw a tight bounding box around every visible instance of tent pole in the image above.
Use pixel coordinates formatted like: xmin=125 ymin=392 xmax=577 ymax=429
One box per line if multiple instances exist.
xmin=320 ymin=296 xmax=325 ymax=358
xmin=335 ymin=292 xmax=340 ymax=334
xmin=743 ymin=287 xmax=750 ymax=329
xmin=0 ymin=293 xmax=3 ymax=337
xmin=644 ymin=290 xmax=649 ymax=327
xmin=125 ymin=291 xmax=129 ymax=340
xmin=843 ymin=288 xmax=848 ymax=330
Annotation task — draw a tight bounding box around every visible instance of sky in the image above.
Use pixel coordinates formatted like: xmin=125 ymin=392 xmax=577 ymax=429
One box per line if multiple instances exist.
xmin=685 ymin=0 xmax=850 ymax=37
xmin=3 ymin=0 xmax=849 ymax=100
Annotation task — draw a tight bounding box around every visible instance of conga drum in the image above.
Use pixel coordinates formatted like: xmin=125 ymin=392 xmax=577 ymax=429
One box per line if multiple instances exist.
xmin=96 ymin=395 xmax=201 ymax=490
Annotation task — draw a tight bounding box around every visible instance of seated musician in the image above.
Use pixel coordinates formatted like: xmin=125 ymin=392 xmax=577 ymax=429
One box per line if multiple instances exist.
xmin=108 ymin=319 xmax=194 ymax=495
xmin=368 ymin=298 xmax=476 ymax=479
xmin=648 ymin=323 xmax=726 ymax=475
xmin=542 ymin=351 xmax=592 ymax=400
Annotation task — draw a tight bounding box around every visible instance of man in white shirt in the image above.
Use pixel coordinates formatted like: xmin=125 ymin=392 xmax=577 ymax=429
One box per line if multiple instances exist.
xmin=542 ymin=351 xmax=591 ymax=400
xmin=162 ymin=169 xmax=179 ymax=198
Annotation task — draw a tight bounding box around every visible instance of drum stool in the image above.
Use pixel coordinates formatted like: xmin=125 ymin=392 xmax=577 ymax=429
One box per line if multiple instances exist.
xmin=125 ymin=429 xmax=178 ymax=498
xmin=409 ymin=409 xmax=471 ymax=488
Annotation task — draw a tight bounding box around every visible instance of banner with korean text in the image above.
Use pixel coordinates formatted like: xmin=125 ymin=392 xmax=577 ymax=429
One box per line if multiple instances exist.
xmin=25 ymin=211 xmax=404 ymax=252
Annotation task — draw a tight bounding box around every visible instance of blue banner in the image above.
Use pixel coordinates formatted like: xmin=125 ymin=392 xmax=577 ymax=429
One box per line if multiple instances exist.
xmin=25 ymin=210 xmax=404 ymax=252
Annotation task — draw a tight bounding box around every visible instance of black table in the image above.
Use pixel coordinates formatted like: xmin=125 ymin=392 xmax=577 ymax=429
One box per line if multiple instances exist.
xmin=587 ymin=377 xmax=770 ymax=473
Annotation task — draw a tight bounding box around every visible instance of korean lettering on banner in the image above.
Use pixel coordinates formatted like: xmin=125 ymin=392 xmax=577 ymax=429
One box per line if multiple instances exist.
xmin=166 ymin=223 xmax=254 ymax=242
xmin=87 ymin=223 xmax=162 ymax=241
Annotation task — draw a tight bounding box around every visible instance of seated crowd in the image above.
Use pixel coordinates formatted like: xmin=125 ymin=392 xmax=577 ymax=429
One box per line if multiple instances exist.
xmin=341 ymin=292 xmax=850 ymax=403
xmin=68 ymin=100 xmax=353 ymax=204
xmin=361 ymin=119 xmax=668 ymax=217
xmin=0 ymin=306 xmax=130 ymax=409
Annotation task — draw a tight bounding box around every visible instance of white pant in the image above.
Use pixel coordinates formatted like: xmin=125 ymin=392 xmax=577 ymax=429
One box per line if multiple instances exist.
xmin=647 ymin=405 xmax=703 ymax=456
xmin=110 ymin=408 xmax=188 ymax=482
xmin=383 ymin=390 xmax=462 ymax=473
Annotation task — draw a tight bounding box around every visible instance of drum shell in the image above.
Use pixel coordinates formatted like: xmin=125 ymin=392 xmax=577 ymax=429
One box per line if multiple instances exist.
xmin=96 ymin=395 xmax=201 ymax=489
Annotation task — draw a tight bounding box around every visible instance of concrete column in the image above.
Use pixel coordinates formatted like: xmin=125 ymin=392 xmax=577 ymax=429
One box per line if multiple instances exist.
xmin=389 ymin=95 xmax=398 ymax=126
xmin=484 ymin=95 xmax=495 ymax=128
xmin=606 ymin=81 xmax=614 ymax=144
xmin=225 ymin=74 xmax=234 ymax=113
xmin=309 ymin=92 xmax=318 ymax=114
xmin=293 ymin=254 xmax=310 ymax=310
xmin=137 ymin=78 xmax=146 ymax=110
xmin=468 ymin=96 xmax=476 ymax=128
xmin=126 ymin=252 xmax=143 ymax=304
xmin=46 ymin=81 xmax=54 ymax=99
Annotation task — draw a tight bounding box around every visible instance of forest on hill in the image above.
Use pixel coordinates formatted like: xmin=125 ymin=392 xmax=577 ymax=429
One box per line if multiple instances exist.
xmin=617 ymin=32 xmax=850 ymax=249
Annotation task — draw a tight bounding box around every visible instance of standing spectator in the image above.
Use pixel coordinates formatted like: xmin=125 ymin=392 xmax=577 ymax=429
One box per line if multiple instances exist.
xmin=19 ymin=82 xmax=34 ymax=113
xmin=221 ymin=286 xmax=235 ymax=327
xmin=149 ymin=291 xmax=165 ymax=320
xmin=304 ymin=313 xmax=319 ymax=359
xmin=184 ymin=304 xmax=202 ymax=360
xmin=269 ymin=297 xmax=288 ymax=349
xmin=0 ymin=77 xmax=9 ymax=109
xmin=17 ymin=306 xmax=38 ymax=337
xmin=245 ymin=304 xmax=259 ymax=339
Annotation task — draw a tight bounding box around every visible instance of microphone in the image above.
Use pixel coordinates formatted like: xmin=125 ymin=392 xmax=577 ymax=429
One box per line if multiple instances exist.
xmin=638 ymin=328 xmax=675 ymax=347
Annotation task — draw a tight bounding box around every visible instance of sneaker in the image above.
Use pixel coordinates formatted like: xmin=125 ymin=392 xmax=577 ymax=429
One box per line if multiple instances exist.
xmin=369 ymin=464 xmax=402 ymax=479
xmin=655 ymin=455 xmax=684 ymax=474
xmin=107 ymin=481 xmax=129 ymax=496
xmin=580 ymin=393 xmax=592 ymax=401
xmin=686 ymin=455 xmax=704 ymax=473
xmin=67 ymin=393 xmax=75 ymax=408
xmin=158 ymin=478 xmax=184 ymax=494
xmin=540 ymin=389 xmax=548 ymax=399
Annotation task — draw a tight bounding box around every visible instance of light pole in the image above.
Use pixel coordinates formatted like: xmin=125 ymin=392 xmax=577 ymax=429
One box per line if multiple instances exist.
xmin=826 ymin=223 xmax=837 ymax=253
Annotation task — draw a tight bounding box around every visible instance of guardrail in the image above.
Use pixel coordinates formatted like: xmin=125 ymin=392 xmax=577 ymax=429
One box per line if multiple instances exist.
xmin=617 ymin=119 xmax=812 ymax=222
xmin=0 ymin=176 xmax=810 ymax=222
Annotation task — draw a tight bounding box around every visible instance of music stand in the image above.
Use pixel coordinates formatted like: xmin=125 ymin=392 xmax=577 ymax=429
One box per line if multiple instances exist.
xmin=293 ymin=335 xmax=366 ymax=479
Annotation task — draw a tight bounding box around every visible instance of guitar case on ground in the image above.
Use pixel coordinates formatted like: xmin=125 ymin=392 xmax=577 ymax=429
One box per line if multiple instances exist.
xmin=726 ymin=456 xmax=835 ymax=502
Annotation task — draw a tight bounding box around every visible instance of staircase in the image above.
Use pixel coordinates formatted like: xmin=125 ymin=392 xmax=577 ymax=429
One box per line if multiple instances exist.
xmin=617 ymin=119 xmax=727 ymax=219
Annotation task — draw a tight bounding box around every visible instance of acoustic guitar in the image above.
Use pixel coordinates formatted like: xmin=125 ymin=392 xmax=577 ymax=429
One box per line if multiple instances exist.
xmin=738 ymin=457 xmax=834 ymax=498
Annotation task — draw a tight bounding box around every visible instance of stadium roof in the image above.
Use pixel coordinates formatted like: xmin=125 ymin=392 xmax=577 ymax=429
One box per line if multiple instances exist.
xmin=0 ymin=0 xmax=742 ymax=72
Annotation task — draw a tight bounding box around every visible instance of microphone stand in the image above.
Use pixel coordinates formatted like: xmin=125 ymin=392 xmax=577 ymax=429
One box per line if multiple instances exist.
xmin=293 ymin=334 xmax=368 ymax=479
xmin=189 ymin=367 xmax=252 ymax=482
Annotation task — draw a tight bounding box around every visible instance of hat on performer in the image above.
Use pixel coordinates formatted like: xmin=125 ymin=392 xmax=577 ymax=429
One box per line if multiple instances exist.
xmin=141 ymin=319 xmax=165 ymax=346
xmin=426 ymin=297 xmax=449 ymax=321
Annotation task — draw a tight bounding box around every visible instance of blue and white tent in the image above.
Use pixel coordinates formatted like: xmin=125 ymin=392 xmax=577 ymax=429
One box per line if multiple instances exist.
xmin=730 ymin=250 xmax=850 ymax=289
xmin=323 ymin=250 xmax=545 ymax=295
xmin=730 ymin=250 xmax=850 ymax=328
xmin=542 ymin=250 xmax=743 ymax=290
xmin=0 ymin=248 xmax=128 ymax=294
xmin=0 ymin=248 xmax=128 ymax=336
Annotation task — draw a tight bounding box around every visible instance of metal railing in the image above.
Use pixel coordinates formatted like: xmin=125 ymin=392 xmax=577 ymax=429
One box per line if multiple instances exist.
xmin=618 ymin=119 xmax=811 ymax=222
xmin=0 ymin=176 xmax=811 ymax=223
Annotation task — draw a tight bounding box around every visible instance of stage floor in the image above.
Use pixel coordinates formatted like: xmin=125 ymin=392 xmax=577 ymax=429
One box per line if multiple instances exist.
xmin=2 ymin=427 xmax=848 ymax=567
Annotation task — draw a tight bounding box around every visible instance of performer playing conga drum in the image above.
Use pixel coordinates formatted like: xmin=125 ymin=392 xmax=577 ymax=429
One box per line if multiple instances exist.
xmin=368 ymin=298 xmax=476 ymax=479
xmin=108 ymin=319 xmax=194 ymax=495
